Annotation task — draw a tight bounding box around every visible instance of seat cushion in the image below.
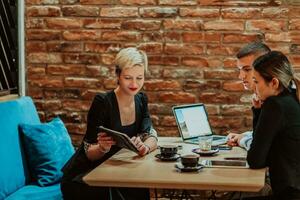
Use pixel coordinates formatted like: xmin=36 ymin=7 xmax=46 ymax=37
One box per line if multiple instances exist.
xmin=5 ymin=184 xmax=62 ymax=200
xmin=0 ymin=97 xmax=40 ymax=200
xmin=20 ymin=117 xmax=74 ymax=186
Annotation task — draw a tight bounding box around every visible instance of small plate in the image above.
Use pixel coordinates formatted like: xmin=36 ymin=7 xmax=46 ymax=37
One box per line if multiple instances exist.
xmin=155 ymin=153 xmax=180 ymax=161
xmin=192 ymin=148 xmax=219 ymax=156
xmin=175 ymin=163 xmax=204 ymax=172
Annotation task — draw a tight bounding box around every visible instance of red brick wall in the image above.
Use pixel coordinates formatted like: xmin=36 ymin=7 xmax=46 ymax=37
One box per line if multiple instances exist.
xmin=25 ymin=0 xmax=300 ymax=145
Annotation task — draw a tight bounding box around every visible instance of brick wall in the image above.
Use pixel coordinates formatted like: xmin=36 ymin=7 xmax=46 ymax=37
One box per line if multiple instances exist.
xmin=25 ymin=0 xmax=300 ymax=145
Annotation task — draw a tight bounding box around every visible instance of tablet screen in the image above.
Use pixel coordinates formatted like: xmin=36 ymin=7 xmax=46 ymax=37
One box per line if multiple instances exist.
xmin=98 ymin=126 xmax=139 ymax=153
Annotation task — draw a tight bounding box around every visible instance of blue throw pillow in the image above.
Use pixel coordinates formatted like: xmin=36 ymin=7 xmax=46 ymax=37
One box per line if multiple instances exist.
xmin=20 ymin=117 xmax=74 ymax=186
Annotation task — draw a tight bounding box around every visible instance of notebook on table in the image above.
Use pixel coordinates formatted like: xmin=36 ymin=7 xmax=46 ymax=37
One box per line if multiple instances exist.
xmin=172 ymin=103 xmax=227 ymax=146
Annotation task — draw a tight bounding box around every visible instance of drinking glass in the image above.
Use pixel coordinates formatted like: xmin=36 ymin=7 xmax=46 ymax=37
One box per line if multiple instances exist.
xmin=199 ymin=136 xmax=213 ymax=151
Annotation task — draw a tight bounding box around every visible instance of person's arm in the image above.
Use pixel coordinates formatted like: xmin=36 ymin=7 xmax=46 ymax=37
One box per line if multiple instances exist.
xmin=251 ymin=93 xmax=262 ymax=128
xmin=238 ymin=131 xmax=253 ymax=151
xmin=84 ymin=142 xmax=109 ymax=161
xmin=227 ymin=132 xmax=244 ymax=146
xmin=83 ymin=94 xmax=114 ymax=161
xmin=247 ymin=98 xmax=284 ymax=168
xmin=252 ymin=107 xmax=261 ymax=136
xmin=131 ymin=134 xmax=157 ymax=156
xmin=227 ymin=131 xmax=253 ymax=150
xmin=143 ymin=134 xmax=157 ymax=152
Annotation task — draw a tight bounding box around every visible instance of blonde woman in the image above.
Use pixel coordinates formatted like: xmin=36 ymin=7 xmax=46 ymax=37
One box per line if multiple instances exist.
xmin=61 ymin=47 xmax=157 ymax=200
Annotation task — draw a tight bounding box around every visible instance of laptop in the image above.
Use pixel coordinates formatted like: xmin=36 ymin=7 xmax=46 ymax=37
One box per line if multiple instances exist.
xmin=172 ymin=103 xmax=227 ymax=146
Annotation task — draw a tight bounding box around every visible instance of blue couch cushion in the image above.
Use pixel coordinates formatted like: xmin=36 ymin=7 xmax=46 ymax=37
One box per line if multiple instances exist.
xmin=5 ymin=184 xmax=62 ymax=200
xmin=0 ymin=97 xmax=40 ymax=200
xmin=20 ymin=117 xmax=74 ymax=187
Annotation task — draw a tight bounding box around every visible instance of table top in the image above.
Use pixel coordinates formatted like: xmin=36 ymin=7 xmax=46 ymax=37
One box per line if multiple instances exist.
xmin=83 ymin=137 xmax=266 ymax=192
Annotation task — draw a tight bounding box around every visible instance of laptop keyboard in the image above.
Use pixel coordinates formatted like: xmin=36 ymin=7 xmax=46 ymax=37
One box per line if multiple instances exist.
xmin=190 ymin=138 xmax=199 ymax=142
xmin=213 ymin=136 xmax=224 ymax=141
xmin=187 ymin=136 xmax=227 ymax=145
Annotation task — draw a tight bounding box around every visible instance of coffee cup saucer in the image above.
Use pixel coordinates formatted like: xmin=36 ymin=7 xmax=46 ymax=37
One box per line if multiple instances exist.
xmin=175 ymin=163 xmax=204 ymax=172
xmin=155 ymin=153 xmax=180 ymax=161
xmin=192 ymin=148 xmax=219 ymax=156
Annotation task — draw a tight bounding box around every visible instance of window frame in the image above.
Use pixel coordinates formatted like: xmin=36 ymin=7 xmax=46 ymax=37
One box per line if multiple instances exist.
xmin=18 ymin=0 xmax=25 ymax=96
xmin=0 ymin=0 xmax=25 ymax=97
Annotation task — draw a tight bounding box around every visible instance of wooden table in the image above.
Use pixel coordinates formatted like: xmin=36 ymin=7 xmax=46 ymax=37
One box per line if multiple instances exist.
xmin=83 ymin=137 xmax=266 ymax=192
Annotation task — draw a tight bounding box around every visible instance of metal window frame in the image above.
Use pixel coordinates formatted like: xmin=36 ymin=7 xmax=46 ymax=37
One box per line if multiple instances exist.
xmin=0 ymin=0 xmax=19 ymax=96
xmin=18 ymin=0 xmax=25 ymax=96
xmin=0 ymin=0 xmax=26 ymax=96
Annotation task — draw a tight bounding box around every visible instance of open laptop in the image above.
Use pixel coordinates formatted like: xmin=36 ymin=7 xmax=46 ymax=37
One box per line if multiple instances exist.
xmin=172 ymin=103 xmax=227 ymax=146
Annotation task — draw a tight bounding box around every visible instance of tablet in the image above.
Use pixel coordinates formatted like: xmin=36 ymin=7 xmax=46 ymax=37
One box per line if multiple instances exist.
xmin=201 ymin=160 xmax=248 ymax=168
xmin=98 ymin=126 xmax=139 ymax=153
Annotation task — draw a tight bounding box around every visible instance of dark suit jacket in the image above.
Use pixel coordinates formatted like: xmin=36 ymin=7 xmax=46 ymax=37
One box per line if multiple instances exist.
xmin=247 ymin=89 xmax=300 ymax=196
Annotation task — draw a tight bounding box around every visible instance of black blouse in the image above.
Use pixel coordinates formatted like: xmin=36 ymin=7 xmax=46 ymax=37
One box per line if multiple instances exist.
xmin=84 ymin=91 xmax=153 ymax=143
xmin=62 ymin=91 xmax=155 ymax=182
xmin=247 ymin=89 xmax=300 ymax=196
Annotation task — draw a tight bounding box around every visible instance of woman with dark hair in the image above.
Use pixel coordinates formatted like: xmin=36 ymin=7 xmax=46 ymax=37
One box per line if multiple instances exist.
xmin=247 ymin=51 xmax=300 ymax=200
xmin=61 ymin=47 xmax=158 ymax=200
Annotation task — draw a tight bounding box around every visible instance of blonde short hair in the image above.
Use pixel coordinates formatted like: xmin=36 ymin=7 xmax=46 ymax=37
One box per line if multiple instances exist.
xmin=115 ymin=47 xmax=148 ymax=75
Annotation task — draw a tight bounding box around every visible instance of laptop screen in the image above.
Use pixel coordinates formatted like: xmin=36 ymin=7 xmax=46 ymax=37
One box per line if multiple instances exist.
xmin=172 ymin=104 xmax=213 ymax=140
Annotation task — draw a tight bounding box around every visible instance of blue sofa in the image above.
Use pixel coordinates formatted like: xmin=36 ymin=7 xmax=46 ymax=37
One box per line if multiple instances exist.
xmin=0 ymin=97 xmax=70 ymax=200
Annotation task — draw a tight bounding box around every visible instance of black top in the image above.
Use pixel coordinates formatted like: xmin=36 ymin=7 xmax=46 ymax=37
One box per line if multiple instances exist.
xmin=62 ymin=91 xmax=154 ymax=182
xmin=247 ymin=89 xmax=300 ymax=195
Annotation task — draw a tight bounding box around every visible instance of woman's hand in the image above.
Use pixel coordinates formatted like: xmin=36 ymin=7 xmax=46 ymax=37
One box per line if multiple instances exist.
xmin=252 ymin=93 xmax=262 ymax=108
xmin=97 ymin=132 xmax=116 ymax=154
xmin=131 ymin=136 xmax=150 ymax=156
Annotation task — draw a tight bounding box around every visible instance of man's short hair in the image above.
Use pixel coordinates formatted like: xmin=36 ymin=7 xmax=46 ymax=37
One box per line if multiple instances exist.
xmin=236 ymin=42 xmax=271 ymax=59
